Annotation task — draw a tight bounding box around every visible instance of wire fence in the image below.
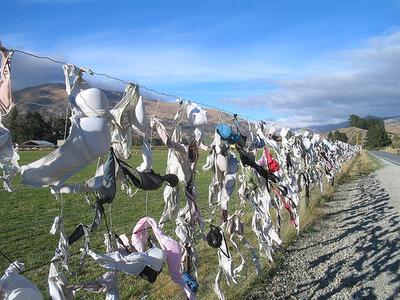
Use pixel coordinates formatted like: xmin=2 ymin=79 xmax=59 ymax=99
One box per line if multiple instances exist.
xmin=2 ymin=46 xmax=259 ymax=122
xmin=0 ymin=43 xmax=268 ymax=299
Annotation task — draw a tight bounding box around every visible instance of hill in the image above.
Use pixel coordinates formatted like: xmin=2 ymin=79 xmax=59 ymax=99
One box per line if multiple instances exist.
xmin=312 ymin=116 xmax=400 ymax=134
xmin=338 ymin=127 xmax=367 ymax=145
xmin=310 ymin=121 xmax=350 ymax=132
xmin=12 ymin=83 xmax=234 ymax=139
xmin=384 ymin=117 xmax=400 ymax=135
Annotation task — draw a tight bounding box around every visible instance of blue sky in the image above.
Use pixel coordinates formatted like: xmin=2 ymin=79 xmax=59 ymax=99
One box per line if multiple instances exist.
xmin=2 ymin=0 xmax=400 ymax=126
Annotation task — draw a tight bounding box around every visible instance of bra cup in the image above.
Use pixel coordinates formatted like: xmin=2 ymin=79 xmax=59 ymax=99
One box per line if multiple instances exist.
xmin=75 ymin=88 xmax=109 ymax=117
xmin=131 ymin=96 xmax=146 ymax=133
xmin=216 ymin=154 xmax=228 ymax=173
xmin=135 ymin=96 xmax=145 ymax=128
xmin=79 ymin=118 xmax=111 ymax=157
xmin=137 ymin=139 xmax=152 ymax=172
xmin=187 ymin=103 xmax=207 ymax=126
xmin=190 ymin=109 xmax=207 ymax=126
xmin=146 ymin=247 xmax=166 ymax=263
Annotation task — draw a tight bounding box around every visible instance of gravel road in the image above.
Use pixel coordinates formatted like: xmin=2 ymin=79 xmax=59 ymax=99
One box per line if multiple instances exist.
xmin=245 ymin=162 xmax=400 ymax=299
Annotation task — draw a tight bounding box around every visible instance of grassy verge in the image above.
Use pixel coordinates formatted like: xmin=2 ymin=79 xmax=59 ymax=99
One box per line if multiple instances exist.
xmin=234 ymin=151 xmax=380 ymax=299
xmin=336 ymin=151 xmax=381 ymax=185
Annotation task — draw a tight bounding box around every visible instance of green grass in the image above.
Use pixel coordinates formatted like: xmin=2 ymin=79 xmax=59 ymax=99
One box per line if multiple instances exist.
xmin=0 ymin=149 xmax=359 ymax=299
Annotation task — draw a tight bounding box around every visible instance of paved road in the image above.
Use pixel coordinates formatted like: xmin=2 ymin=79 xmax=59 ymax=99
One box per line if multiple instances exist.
xmin=370 ymin=150 xmax=400 ymax=166
xmin=372 ymin=152 xmax=400 ymax=217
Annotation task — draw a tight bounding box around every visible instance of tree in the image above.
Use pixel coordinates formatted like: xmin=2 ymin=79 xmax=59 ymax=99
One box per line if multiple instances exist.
xmin=24 ymin=112 xmax=51 ymax=141
xmin=348 ymin=114 xmax=391 ymax=148
xmin=332 ymin=130 xmax=348 ymax=143
xmin=3 ymin=109 xmax=69 ymax=144
xmin=349 ymin=114 xmax=370 ymax=129
xmin=327 ymin=131 xmax=333 ymax=140
xmin=44 ymin=117 xmax=70 ymax=143
xmin=3 ymin=108 xmax=23 ymax=142
xmin=365 ymin=119 xmax=391 ymax=148
xmin=349 ymin=114 xmax=362 ymax=128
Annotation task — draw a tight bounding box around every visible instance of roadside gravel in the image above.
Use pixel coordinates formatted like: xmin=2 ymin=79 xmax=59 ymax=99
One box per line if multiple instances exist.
xmin=245 ymin=172 xmax=400 ymax=299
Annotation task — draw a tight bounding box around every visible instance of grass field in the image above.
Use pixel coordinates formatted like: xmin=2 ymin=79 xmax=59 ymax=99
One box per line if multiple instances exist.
xmin=0 ymin=149 xmax=353 ymax=299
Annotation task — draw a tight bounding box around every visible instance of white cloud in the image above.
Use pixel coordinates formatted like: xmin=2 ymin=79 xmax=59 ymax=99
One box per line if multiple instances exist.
xmin=226 ymin=30 xmax=400 ymax=127
xmin=5 ymin=28 xmax=400 ymax=127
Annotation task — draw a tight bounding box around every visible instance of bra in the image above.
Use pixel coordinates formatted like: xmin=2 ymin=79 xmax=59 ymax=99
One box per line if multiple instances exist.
xmin=21 ymin=116 xmax=111 ymax=187
xmin=115 ymin=156 xmax=178 ymax=190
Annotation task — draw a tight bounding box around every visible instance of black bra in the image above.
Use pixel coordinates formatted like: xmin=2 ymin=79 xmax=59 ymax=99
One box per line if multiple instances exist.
xmin=115 ymin=156 xmax=179 ymax=190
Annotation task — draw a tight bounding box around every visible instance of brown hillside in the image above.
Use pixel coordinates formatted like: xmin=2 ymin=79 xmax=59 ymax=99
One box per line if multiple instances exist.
xmin=12 ymin=83 xmax=234 ymax=139
xmin=338 ymin=127 xmax=367 ymax=145
xmin=385 ymin=123 xmax=400 ymax=135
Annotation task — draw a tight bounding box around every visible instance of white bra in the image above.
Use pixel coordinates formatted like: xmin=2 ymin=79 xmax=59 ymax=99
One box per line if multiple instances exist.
xmin=21 ymin=116 xmax=110 ymax=187
xmin=86 ymin=247 xmax=166 ymax=276
xmin=0 ymin=123 xmax=20 ymax=192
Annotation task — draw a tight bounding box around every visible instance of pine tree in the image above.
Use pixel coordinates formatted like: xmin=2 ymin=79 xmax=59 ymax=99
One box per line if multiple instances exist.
xmin=366 ymin=119 xmax=391 ymax=148
xmin=328 ymin=131 xmax=333 ymax=140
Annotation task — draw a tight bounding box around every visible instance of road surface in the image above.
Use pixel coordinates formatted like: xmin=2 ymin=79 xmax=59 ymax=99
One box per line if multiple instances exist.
xmin=370 ymin=150 xmax=400 ymax=166
xmin=245 ymin=154 xmax=400 ymax=299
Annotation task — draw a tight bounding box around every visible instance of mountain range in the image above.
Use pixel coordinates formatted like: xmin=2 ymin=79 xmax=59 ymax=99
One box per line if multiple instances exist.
xmin=11 ymin=83 xmax=400 ymax=138
xmin=11 ymin=83 xmax=234 ymax=140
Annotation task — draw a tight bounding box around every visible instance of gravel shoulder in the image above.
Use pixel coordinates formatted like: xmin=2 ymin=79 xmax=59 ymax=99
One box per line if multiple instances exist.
xmin=245 ymin=159 xmax=400 ymax=299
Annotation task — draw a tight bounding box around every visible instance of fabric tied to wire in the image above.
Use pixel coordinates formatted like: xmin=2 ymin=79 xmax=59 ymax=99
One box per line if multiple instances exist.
xmin=0 ymin=48 xmax=14 ymax=116
xmin=21 ymin=115 xmax=111 ymax=188
xmin=85 ymin=247 xmax=166 ymax=277
xmin=213 ymin=225 xmax=237 ymax=300
xmin=0 ymin=123 xmax=20 ymax=192
xmin=226 ymin=211 xmax=261 ymax=276
xmin=48 ymin=216 xmax=73 ymax=300
xmin=0 ymin=262 xmax=43 ymax=300
xmin=154 ymin=103 xmax=187 ymax=225
xmin=68 ymin=271 xmax=119 ymax=300
xmin=132 ymin=217 xmax=196 ymax=300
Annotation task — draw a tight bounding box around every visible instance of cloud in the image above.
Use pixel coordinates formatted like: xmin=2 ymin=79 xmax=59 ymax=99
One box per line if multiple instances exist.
xmin=226 ymin=30 xmax=400 ymax=127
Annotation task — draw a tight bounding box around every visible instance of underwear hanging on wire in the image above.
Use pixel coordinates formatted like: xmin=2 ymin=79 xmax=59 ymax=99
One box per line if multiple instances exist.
xmin=114 ymin=155 xmax=178 ymax=190
xmin=236 ymin=148 xmax=279 ymax=191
